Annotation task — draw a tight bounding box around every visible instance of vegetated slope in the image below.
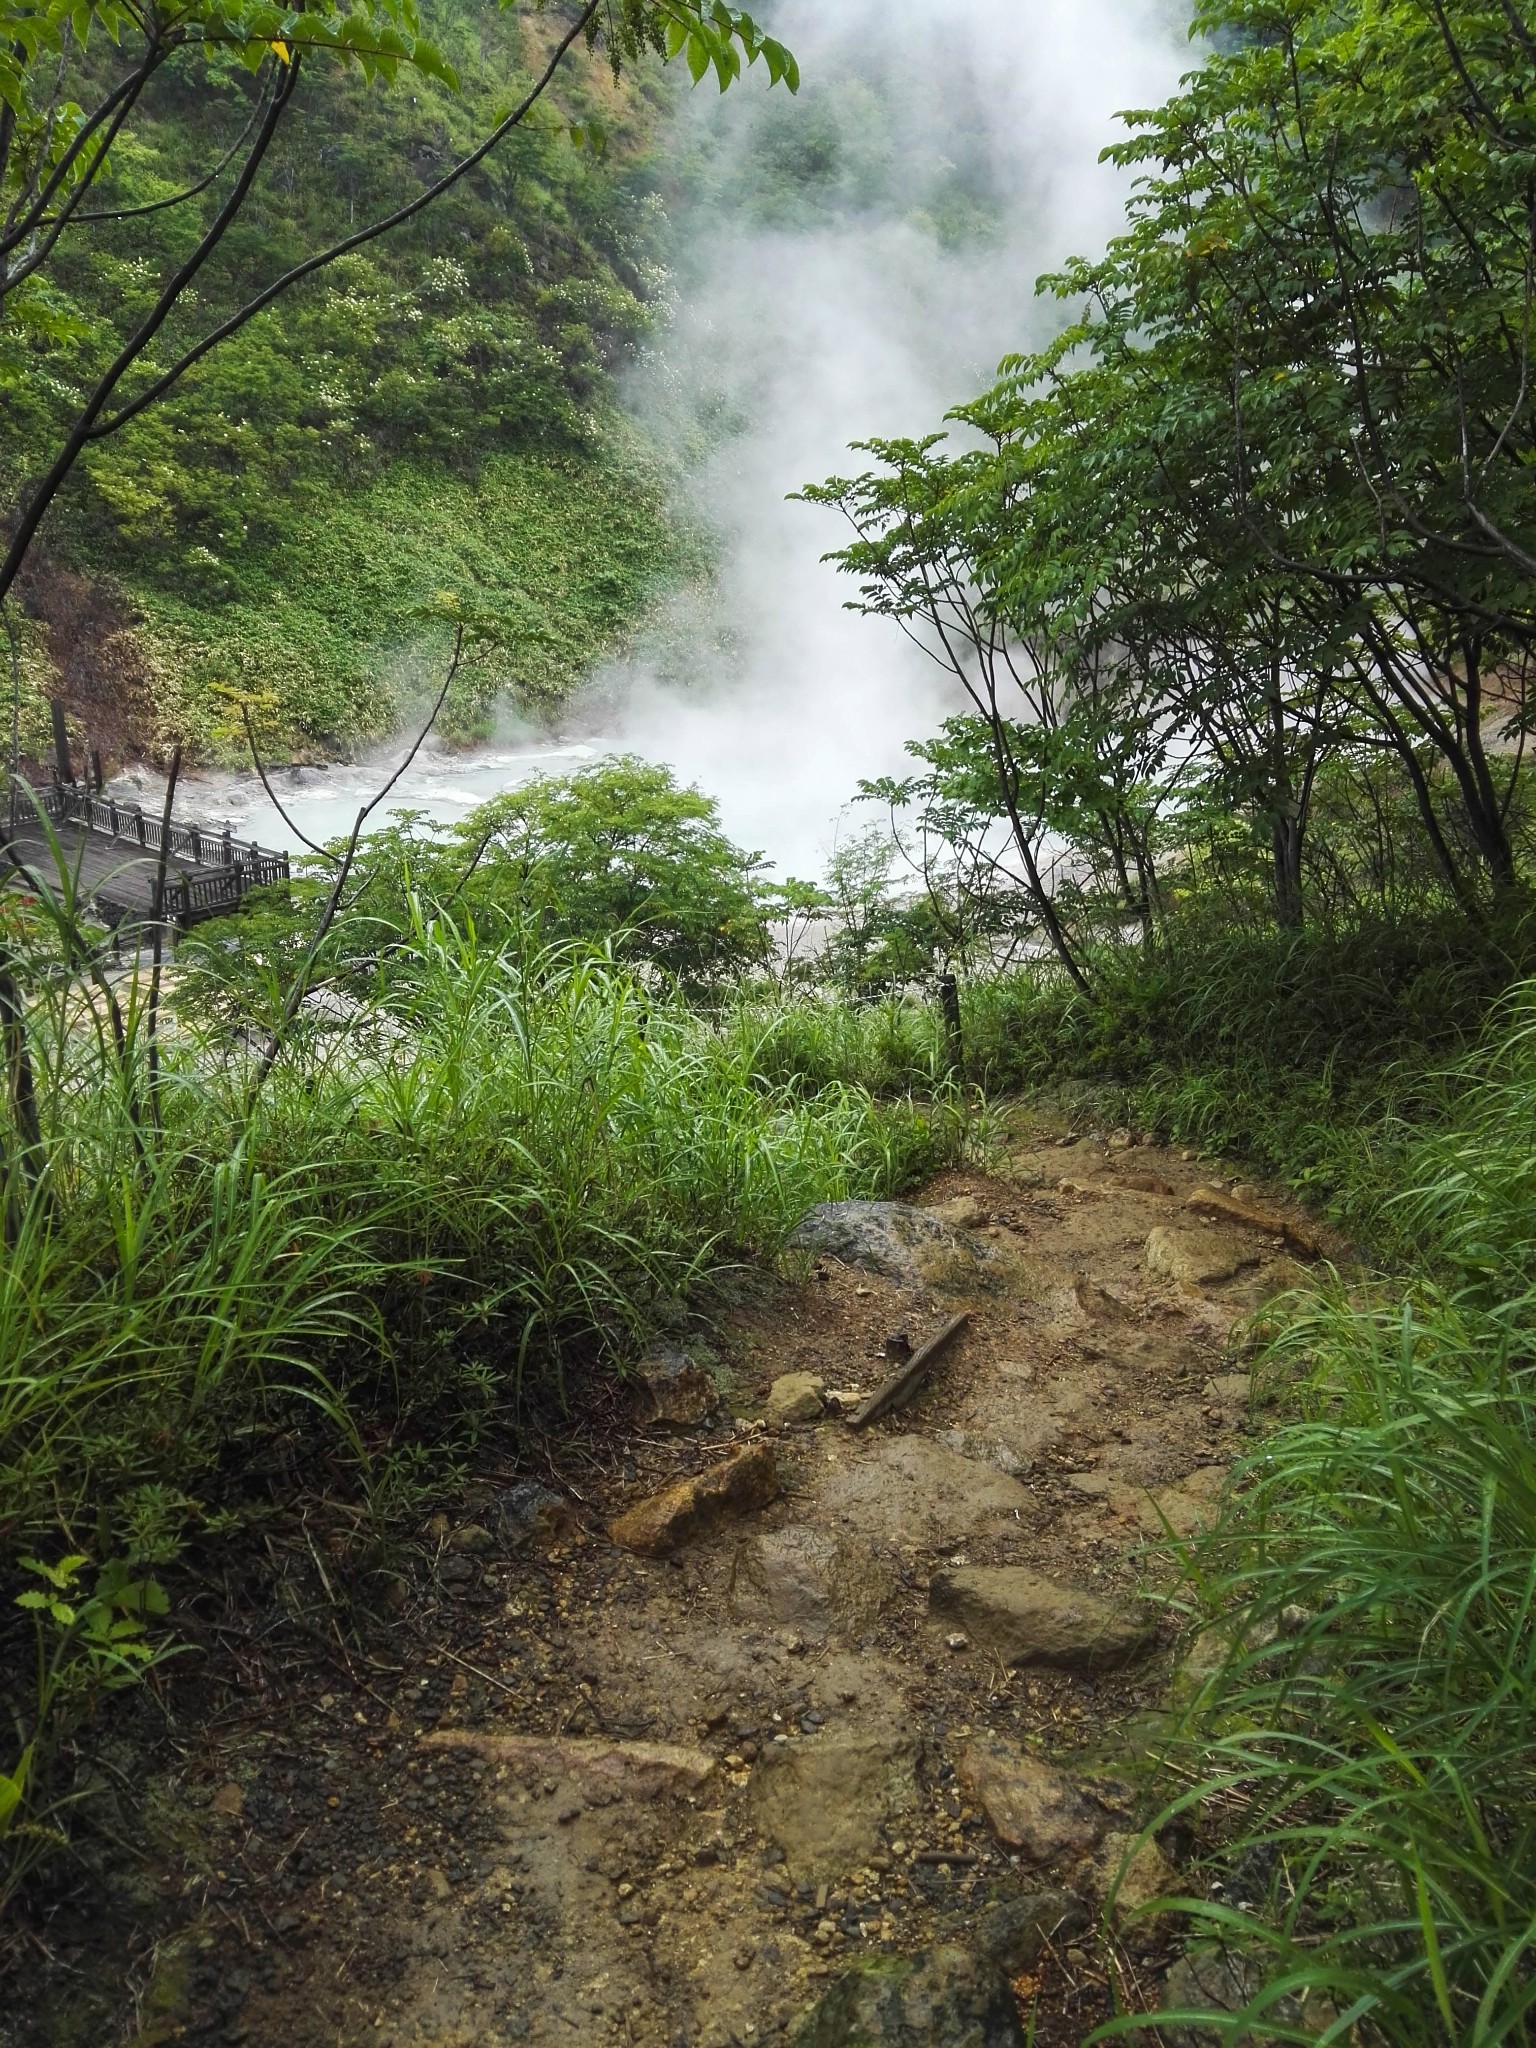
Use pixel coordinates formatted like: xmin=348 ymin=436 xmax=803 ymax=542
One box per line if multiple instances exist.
xmin=3 ymin=0 xmax=701 ymax=765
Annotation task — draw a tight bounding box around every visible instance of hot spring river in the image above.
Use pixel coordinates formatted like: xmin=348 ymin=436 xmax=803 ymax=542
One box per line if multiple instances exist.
xmin=107 ymin=732 xmax=614 ymax=864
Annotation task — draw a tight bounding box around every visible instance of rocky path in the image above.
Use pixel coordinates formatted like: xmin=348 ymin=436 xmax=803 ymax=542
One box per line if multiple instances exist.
xmin=117 ymin=1110 xmax=1324 ymax=2048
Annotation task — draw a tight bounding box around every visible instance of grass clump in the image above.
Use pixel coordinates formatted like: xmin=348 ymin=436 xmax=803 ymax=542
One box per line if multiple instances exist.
xmin=0 ymin=899 xmax=959 ymax=1904
xmin=1126 ymin=987 xmax=1536 ymax=2046
xmin=2 ymin=912 xmax=956 ymax=1555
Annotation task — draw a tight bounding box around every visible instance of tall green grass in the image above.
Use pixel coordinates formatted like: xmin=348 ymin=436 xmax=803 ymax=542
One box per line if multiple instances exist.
xmin=2 ymin=910 xmax=959 ymax=1559
xmin=0 ymin=905 xmax=961 ymax=1899
xmin=1121 ymin=985 xmax=1536 ymax=2046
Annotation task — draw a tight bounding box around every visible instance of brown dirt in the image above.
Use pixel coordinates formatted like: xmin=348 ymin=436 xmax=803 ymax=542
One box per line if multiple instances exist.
xmin=12 ymin=553 xmax=157 ymax=776
xmin=3 ymin=1107 xmax=1329 ymax=2048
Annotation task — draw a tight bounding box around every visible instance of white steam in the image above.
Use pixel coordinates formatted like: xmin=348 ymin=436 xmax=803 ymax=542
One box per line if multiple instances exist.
xmin=594 ymin=0 xmax=1188 ymax=880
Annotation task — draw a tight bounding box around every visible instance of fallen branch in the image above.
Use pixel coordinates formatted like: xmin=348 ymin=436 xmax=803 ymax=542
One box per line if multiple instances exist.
xmin=847 ymin=1312 xmax=969 ymax=1429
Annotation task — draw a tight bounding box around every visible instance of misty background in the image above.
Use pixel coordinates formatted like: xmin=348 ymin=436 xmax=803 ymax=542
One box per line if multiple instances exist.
xmin=594 ymin=0 xmax=1189 ymax=879
xmin=167 ymin=0 xmax=1189 ymax=866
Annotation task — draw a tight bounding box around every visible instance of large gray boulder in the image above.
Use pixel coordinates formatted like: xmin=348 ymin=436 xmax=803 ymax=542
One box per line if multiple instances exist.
xmin=788 ymin=1201 xmax=1000 ymax=1289
xmin=793 ymin=1948 xmax=1026 ymax=2048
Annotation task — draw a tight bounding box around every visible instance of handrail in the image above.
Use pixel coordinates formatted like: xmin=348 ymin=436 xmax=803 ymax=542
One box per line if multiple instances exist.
xmin=3 ymin=777 xmax=290 ymax=924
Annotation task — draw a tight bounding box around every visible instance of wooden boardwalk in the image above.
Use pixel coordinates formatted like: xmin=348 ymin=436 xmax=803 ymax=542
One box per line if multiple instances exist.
xmin=2 ymin=784 xmax=289 ymax=928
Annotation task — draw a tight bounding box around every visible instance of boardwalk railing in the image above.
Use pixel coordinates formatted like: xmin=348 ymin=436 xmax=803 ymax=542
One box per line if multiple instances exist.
xmin=5 ymin=779 xmax=290 ymax=925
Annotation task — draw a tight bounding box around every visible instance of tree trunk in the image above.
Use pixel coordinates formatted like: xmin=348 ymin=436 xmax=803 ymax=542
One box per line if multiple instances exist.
xmin=0 ymin=949 xmax=42 ymax=1241
xmin=937 ymin=970 xmax=964 ymax=1078
xmin=1271 ymin=809 xmax=1305 ymax=929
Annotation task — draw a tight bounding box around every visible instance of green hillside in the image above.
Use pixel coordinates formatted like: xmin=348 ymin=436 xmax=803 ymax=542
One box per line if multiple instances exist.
xmin=3 ymin=0 xmax=698 ymax=764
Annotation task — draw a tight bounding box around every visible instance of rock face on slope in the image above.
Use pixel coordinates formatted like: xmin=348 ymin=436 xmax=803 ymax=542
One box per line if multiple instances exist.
xmin=792 ymin=1947 xmax=1027 ymax=2048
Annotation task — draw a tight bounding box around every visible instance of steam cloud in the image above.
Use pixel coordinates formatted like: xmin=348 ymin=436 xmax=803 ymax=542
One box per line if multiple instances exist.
xmin=594 ymin=0 xmax=1188 ymax=880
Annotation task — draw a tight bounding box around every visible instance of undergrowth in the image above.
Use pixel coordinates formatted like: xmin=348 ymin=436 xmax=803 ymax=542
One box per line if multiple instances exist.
xmin=742 ymin=902 xmax=1536 ymax=1260
xmin=2 ymin=913 xmax=959 ymax=1558
xmin=0 ymin=904 xmax=960 ymax=1903
xmin=1088 ymin=984 xmax=1536 ymax=2046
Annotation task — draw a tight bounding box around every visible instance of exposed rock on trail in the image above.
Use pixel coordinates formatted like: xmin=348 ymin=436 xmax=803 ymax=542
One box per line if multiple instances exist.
xmin=494 ymin=1480 xmax=578 ymax=1551
xmin=731 ymin=1525 xmax=882 ymax=1636
xmin=1184 ymin=1184 xmax=1324 ymax=1258
xmin=766 ymin=1371 xmax=828 ymax=1424
xmin=607 ymin=1440 xmax=779 ymax=1555
xmin=1144 ymin=1225 xmax=1258 ymax=1288
xmin=793 ymin=1946 xmax=1028 ymax=2047
xmin=107 ymin=1117 xmax=1314 ymax=2048
xmin=817 ymin=1433 xmax=1033 ymax=1547
xmin=928 ymin=1566 xmax=1156 ymax=1671
xmin=638 ymin=1344 xmax=721 ymax=1428
xmin=419 ymin=1730 xmax=718 ymax=1800
xmin=787 ymin=1200 xmax=1003 ymax=1290
xmin=751 ymin=1732 xmax=920 ymax=1880
xmin=956 ymin=1744 xmax=1120 ymax=1863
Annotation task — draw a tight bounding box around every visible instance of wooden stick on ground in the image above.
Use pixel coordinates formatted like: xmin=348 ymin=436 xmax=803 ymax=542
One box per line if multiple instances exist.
xmin=847 ymin=1311 xmax=970 ymax=1430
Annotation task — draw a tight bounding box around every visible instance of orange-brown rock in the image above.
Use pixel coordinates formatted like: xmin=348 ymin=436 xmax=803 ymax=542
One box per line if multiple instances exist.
xmin=420 ymin=1730 xmax=714 ymax=1799
xmin=1184 ymin=1185 xmax=1323 ymax=1257
xmin=957 ymin=1742 xmax=1114 ymax=1863
xmin=607 ymin=1441 xmax=779 ymax=1556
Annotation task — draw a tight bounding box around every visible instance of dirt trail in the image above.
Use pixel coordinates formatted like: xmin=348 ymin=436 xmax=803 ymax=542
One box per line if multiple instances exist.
xmin=105 ymin=1109 xmax=1322 ymax=2048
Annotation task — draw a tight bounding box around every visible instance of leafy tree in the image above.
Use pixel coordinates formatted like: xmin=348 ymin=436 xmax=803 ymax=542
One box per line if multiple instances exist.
xmin=437 ymin=755 xmax=772 ymax=990
xmin=225 ymin=755 xmax=772 ymax=999
xmin=814 ymin=0 xmax=1536 ymax=949
xmin=1010 ymin=0 xmax=1536 ymax=900
xmin=860 ymin=744 xmax=1034 ymax=978
xmin=802 ymin=437 xmax=1096 ymax=991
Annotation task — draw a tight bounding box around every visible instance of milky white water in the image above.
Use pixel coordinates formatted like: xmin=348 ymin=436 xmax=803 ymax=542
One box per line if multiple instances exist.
xmin=112 ymin=736 xmax=606 ymax=862
xmin=148 ymin=1 xmax=1186 ymax=882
